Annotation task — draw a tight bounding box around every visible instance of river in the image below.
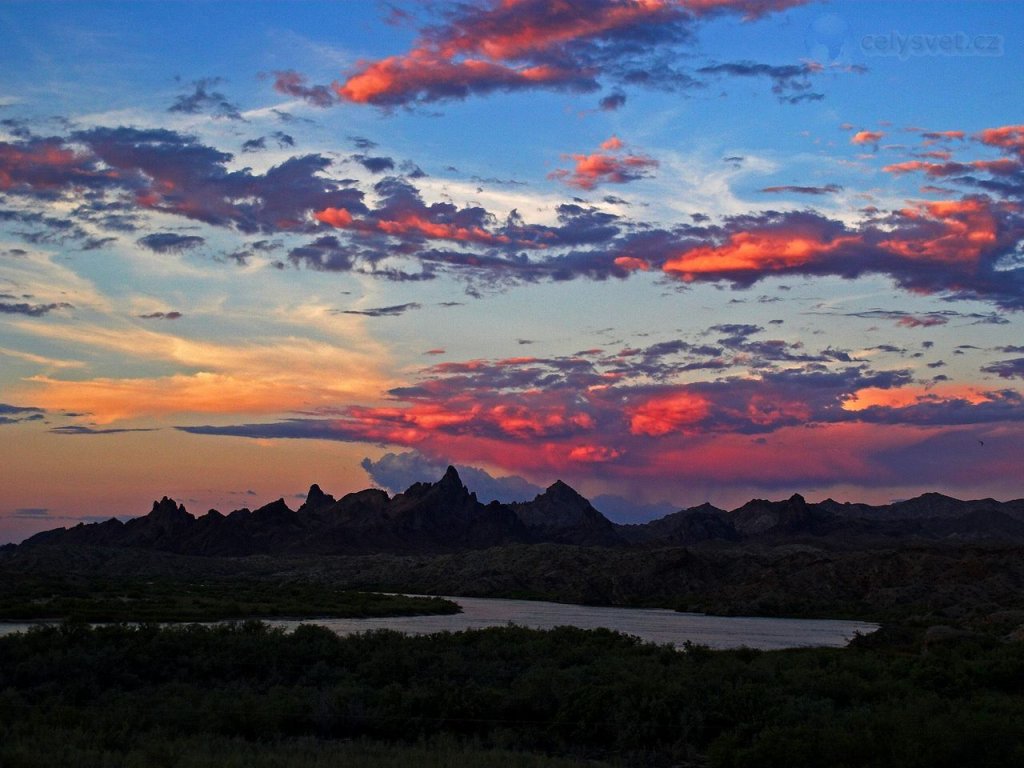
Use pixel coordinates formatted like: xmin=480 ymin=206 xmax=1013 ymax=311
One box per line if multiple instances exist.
xmin=0 ymin=595 xmax=877 ymax=650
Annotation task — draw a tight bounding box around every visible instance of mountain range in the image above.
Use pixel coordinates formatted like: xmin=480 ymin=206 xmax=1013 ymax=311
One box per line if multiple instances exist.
xmin=15 ymin=466 xmax=1024 ymax=556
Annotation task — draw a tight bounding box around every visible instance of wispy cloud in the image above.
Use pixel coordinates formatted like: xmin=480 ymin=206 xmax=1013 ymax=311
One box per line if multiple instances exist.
xmin=338 ymin=302 xmax=422 ymax=317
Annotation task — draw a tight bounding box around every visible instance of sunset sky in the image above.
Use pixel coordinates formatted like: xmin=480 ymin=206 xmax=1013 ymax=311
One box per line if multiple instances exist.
xmin=2 ymin=0 xmax=1023 ymax=543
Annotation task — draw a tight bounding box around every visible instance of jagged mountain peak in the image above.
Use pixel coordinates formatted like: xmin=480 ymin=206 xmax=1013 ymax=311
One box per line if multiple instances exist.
xmin=300 ymin=483 xmax=336 ymax=514
xmin=439 ymin=465 xmax=464 ymax=489
xmin=512 ymin=479 xmax=619 ymax=544
xmin=543 ymin=479 xmax=587 ymax=502
xmin=149 ymin=496 xmax=190 ymax=522
xmin=306 ymin=483 xmax=328 ymax=502
xmin=15 ymin=479 xmax=1024 ymax=556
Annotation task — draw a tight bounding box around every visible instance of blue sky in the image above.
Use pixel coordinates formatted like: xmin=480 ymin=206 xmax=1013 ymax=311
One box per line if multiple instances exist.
xmin=1 ymin=0 xmax=1022 ymax=543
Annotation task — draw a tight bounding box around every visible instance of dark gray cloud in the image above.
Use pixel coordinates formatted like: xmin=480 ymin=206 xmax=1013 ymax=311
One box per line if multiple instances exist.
xmin=287 ymin=235 xmax=356 ymax=272
xmin=339 ymin=302 xmax=422 ymax=317
xmin=0 ymin=301 xmax=72 ymax=316
xmin=352 ymin=154 xmax=396 ymax=174
xmin=697 ymin=60 xmax=832 ymax=103
xmin=242 ymin=132 xmax=295 ymax=153
xmin=138 ymin=311 xmax=183 ymax=320
xmin=137 ymin=233 xmax=205 ymax=253
xmin=599 ymin=90 xmax=627 ymax=111
xmin=51 ymin=425 xmax=159 ymax=435
xmin=169 ymin=78 xmax=242 ymax=119
xmin=761 ymin=184 xmax=843 ymax=195
xmin=349 ymin=136 xmax=378 ymax=150
xmin=0 ymin=403 xmax=45 ymax=426
xmin=241 ymin=137 xmax=267 ymax=153
xmin=817 ymin=308 xmax=1010 ymax=328
xmin=271 ymin=70 xmax=335 ymax=108
xmin=982 ymin=357 xmax=1024 ymax=379
xmin=11 ymin=507 xmax=51 ymax=519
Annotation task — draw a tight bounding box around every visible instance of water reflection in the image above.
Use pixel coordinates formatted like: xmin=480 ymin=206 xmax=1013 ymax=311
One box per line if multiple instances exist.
xmin=0 ymin=595 xmax=877 ymax=650
xmin=269 ymin=595 xmax=876 ymax=650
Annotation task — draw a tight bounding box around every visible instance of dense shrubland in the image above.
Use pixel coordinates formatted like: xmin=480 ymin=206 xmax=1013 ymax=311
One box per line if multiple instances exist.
xmin=2 ymin=620 xmax=1023 ymax=767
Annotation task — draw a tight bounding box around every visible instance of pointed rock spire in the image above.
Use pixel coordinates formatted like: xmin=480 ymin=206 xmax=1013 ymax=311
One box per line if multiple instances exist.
xmin=439 ymin=465 xmax=463 ymax=489
xmin=301 ymin=483 xmax=336 ymax=513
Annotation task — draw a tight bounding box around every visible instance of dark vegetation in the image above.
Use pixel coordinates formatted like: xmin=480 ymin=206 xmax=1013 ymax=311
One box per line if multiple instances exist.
xmin=2 ymin=620 xmax=1023 ymax=767
xmin=0 ymin=573 xmax=457 ymax=622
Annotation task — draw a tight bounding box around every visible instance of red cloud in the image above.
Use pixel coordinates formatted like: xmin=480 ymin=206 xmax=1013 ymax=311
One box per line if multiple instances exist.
xmin=549 ymin=136 xmax=658 ymax=190
xmin=314 ymin=207 xmax=354 ymax=228
xmin=977 ymin=124 xmax=1024 ymax=157
xmin=628 ymin=390 xmax=711 ymax=436
xmin=567 ymin=444 xmax=622 ymax=463
xmin=883 ymin=159 xmax=1019 ymax=177
xmin=335 ymin=0 xmax=809 ymax=106
xmin=185 ymin=351 xmax=1024 ymax=503
xmin=315 ymin=206 xmax=511 ymax=246
xmin=881 ymin=198 xmax=1000 ymax=264
xmin=0 ymin=140 xmax=104 ymax=190
xmin=851 ymin=130 xmax=884 ymax=145
xmin=614 ymin=256 xmax=651 ymax=272
xmin=663 ymin=229 xmax=860 ymax=280
xmin=657 ymin=191 xmax=1017 ymax=293
xmin=894 ymin=315 xmax=948 ymax=328
xmin=337 ymin=51 xmax=589 ymax=105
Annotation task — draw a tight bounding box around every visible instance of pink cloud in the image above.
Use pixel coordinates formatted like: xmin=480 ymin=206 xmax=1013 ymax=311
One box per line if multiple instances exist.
xmin=851 ymin=130 xmax=885 ymax=145
xmin=549 ymin=136 xmax=658 ymax=190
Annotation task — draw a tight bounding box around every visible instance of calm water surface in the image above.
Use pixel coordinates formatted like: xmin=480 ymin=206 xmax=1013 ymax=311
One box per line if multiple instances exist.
xmin=0 ymin=595 xmax=877 ymax=650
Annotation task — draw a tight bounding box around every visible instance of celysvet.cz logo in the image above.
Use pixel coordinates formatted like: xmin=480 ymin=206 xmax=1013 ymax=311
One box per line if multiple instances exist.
xmin=861 ymin=31 xmax=1003 ymax=59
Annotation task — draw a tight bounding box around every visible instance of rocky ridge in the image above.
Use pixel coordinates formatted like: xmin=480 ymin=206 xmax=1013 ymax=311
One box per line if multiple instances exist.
xmin=18 ymin=467 xmax=1024 ymax=556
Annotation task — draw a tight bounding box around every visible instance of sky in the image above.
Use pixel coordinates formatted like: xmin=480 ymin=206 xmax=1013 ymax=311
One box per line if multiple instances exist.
xmin=1 ymin=0 xmax=1023 ymax=543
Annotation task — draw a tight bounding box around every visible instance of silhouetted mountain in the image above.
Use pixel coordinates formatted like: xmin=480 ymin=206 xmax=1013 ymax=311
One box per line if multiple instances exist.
xmin=511 ymin=480 xmax=621 ymax=545
xmin=622 ymin=503 xmax=737 ymax=545
xmin=16 ymin=471 xmax=1024 ymax=556
xmin=727 ymin=493 xmax=836 ymax=537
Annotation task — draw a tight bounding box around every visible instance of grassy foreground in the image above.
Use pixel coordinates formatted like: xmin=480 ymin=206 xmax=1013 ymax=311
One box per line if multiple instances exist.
xmin=2 ymin=620 xmax=1023 ymax=767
